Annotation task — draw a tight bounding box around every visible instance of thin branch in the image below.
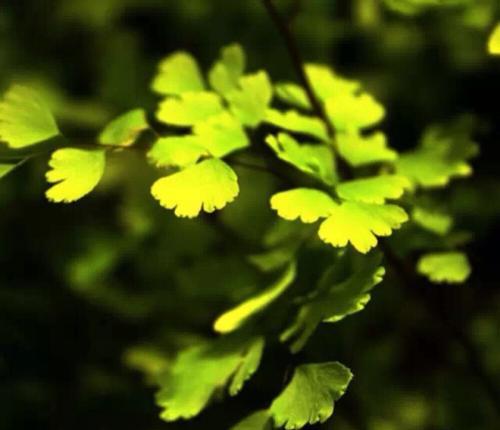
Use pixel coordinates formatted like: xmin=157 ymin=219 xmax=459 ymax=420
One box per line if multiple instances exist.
xmin=262 ymin=0 xmax=332 ymax=136
xmin=261 ymin=0 xmax=353 ymax=179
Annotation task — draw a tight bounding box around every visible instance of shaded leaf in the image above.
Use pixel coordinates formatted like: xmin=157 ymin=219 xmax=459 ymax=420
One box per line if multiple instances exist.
xmin=270 ymin=362 xmax=352 ymax=429
xmin=209 ymin=43 xmax=246 ymax=96
xmin=337 ymin=131 xmax=397 ymax=167
xmin=417 ymin=252 xmax=471 ymax=284
xmin=265 ymin=109 xmax=329 ymax=142
xmin=231 ymin=411 xmax=272 ymax=430
xmin=147 ymin=136 xmax=208 ymax=168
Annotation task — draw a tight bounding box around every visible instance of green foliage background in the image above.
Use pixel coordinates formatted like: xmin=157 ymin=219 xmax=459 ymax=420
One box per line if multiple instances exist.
xmin=1 ymin=0 xmax=500 ymax=429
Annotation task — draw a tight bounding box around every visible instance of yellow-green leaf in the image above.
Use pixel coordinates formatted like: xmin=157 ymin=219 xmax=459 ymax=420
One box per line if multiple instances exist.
xmin=231 ymin=411 xmax=272 ymax=430
xmin=194 ymin=112 xmax=249 ymax=157
xmin=214 ymin=263 xmax=296 ymax=334
xmin=98 ymin=108 xmax=148 ymax=147
xmin=412 ymin=207 xmax=453 ymax=236
xmin=0 ymin=85 xmax=60 ymax=148
xmin=318 ymin=202 xmax=408 ymax=253
xmin=325 ymin=92 xmax=385 ymax=132
xmin=336 ymin=175 xmax=411 ymax=204
xmin=150 ymin=158 xmax=239 ymax=217
xmin=147 ymin=136 xmax=208 ymax=168
xmin=151 ymin=52 xmax=204 ymax=96
xmin=156 ymin=92 xmax=224 ymax=126
xmin=417 ymin=252 xmax=471 ymax=284
xmin=337 ymin=131 xmax=397 ymax=166
xmin=227 ymin=71 xmax=272 ymax=127
xmin=209 ymin=43 xmax=246 ymax=96
xmin=270 ymin=188 xmax=336 ymax=223
xmin=266 ymin=133 xmax=336 ymax=185
xmin=265 ymin=109 xmax=329 ymax=142
xmin=46 ymin=148 xmax=106 ymax=203
xmin=488 ymin=24 xmax=500 ymax=55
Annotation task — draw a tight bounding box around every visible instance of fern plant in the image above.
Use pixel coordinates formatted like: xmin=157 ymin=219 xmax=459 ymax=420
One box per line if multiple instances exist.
xmin=1 ymin=0 xmax=498 ymax=428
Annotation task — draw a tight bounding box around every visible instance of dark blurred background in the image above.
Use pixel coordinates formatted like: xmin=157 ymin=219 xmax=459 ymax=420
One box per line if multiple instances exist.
xmin=1 ymin=1 xmax=499 ymax=429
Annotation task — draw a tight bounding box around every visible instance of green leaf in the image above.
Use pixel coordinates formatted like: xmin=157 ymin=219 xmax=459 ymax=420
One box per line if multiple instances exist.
xmin=227 ymin=71 xmax=272 ymax=127
xmin=337 ymin=131 xmax=397 ymax=167
xmin=151 ymin=52 xmax=205 ymax=96
xmin=488 ymin=24 xmax=500 ymax=55
xmin=275 ymin=83 xmax=311 ymax=110
xmin=147 ymin=136 xmax=208 ymax=168
xmin=417 ymin=252 xmax=471 ymax=284
xmin=98 ymin=108 xmax=148 ymax=147
xmin=231 ymin=411 xmax=272 ymax=430
xmin=306 ymin=64 xmax=360 ymax=102
xmin=412 ymin=206 xmax=453 ymax=236
xmin=156 ymin=92 xmax=224 ymax=126
xmin=0 ymin=160 xmax=25 ymax=179
xmin=270 ymin=188 xmax=336 ymax=223
xmin=274 ymin=64 xmax=359 ymax=109
xmin=209 ymin=43 xmax=246 ymax=96
xmin=156 ymin=336 xmax=264 ymax=421
xmin=265 ymin=109 xmax=329 ymax=142
xmin=46 ymin=148 xmax=106 ymax=203
xmin=194 ymin=112 xmax=249 ymax=158
xmin=281 ymin=251 xmax=384 ymax=352
xmin=396 ymin=120 xmax=478 ymax=188
xmin=325 ymin=91 xmax=385 ymax=132
xmin=150 ymin=158 xmax=239 ymax=217
xmin=270 ymin=362 xmax=353 ymax=429
xmin=318 ymin=202 xmax=408 ymax=253
xmin=228 ymin=337 xmax=265 ymax=396
xmin=214 ymin=263 xmax=296 ymax=334
xmin=0 ymin=85 xmax=60 ymax=148
xmin=336 ymin=175 xmax=411 ymax=204
xmin=266 ymin=133 xmax=336 ymax=185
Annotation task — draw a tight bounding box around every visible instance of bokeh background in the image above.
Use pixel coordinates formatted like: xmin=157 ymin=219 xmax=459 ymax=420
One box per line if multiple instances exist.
xmin=1 ymin=1 xmax=499 ymax=429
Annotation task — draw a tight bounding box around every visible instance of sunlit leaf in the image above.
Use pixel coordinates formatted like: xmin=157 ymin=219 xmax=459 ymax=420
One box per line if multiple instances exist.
xmin=488 ymin=24 xmax=500 ymax=55
xmin=209 ymin=43 xmax=246 ymax=96
xmin=0 ymin=85 xmax=60 ymax=148
xmin=336 ymin=175 xmax=411 ymax=204
xmin=265 ymin=109 xmax=329 ymax=142
xmin=151 ymin=52 xmax=205 ymax=95
xmin=337 ymin=131 xmax=397 ymax=166
xmin=194 ymin=112 xmax=249 ymax=157
xmin=325 ymin=91 xmax=385 ymax=132
xmin=270 ymin=188 xmax=336 ymax=223
xmin=227 ymin=71 xmax=272 ymax=127
xmin=214 ymin=263 xmax=296 ymax=334
xmin=318 ymin=202 xmax=408 ymax=253
xmin=417 ymin=252 xmax=471 ymax=284
xmin=156 ymin=336 xmax=264 ymax=421
xmin=46 ymin=148 xmax=106 ymax=203
xmin=156 ymin=92 xmax=224 ymax=126
xmin=147 ymin=136 xmax=208 ymax=168
xmin=151 ymin=158 xmax=239 ymax=217
xmin=98 ymin=108 xmax=148 ymax=147
xmin=266 ymin=133 xmax=336 ymax=185
xmin=270 ymin=362 xmax=352 ymax=429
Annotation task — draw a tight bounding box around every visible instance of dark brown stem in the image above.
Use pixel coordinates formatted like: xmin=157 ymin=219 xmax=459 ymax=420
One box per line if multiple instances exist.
xmin=261 ymin=0 xmax=353 ymax=179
